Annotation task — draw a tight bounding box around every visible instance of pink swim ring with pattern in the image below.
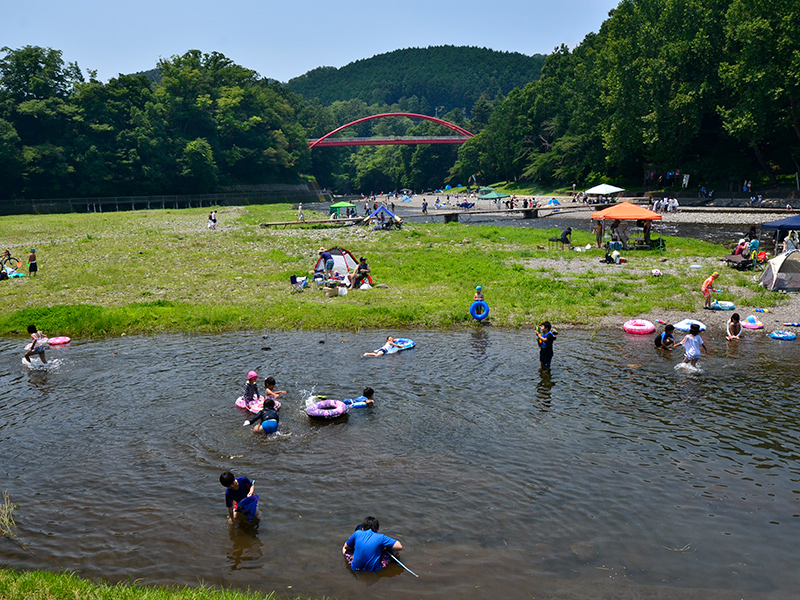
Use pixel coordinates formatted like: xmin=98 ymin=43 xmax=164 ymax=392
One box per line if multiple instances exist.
xmin=623 ymin=319 xmax=656 ymax=335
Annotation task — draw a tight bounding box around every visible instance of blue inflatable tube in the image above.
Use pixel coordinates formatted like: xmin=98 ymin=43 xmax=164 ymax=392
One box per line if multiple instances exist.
xmin=470 ymin=300 xmax=490 ymax=321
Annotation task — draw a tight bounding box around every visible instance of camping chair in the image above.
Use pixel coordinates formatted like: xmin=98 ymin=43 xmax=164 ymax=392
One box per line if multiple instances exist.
xmin=290 ymin=275 xmax=308 ymax=293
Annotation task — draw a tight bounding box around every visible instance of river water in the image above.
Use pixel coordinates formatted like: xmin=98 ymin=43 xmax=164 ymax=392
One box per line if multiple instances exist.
xmin=1 ymin=329 xmax=799 ymax=599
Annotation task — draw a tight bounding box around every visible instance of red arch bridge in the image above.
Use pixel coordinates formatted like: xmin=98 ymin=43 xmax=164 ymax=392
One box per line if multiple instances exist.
xmin=308 ymin=112 xmax=475 ymax=148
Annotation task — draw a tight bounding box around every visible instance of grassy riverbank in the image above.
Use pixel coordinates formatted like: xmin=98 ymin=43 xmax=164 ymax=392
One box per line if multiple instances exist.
xmin=0 ymin=569 xmax=282 ymax=600
xmin=0 ymin=203 xmax=784 ymax=337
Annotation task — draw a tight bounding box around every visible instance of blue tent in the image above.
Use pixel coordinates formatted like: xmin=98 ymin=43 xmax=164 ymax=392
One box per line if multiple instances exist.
xmin=366 ymin=205 xmax=398 ymax=221
xmin=444 ymin=184 xmax=452 ymax=190
xmin=761 ymin=214 xmax=800 ymax=231
xmin=546 ymin=198 xmax=561 ymax=206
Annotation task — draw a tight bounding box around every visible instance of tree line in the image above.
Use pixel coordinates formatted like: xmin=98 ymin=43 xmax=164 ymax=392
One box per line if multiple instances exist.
xmin=2 ymin=0 xmax=798 ymax=200
xmin=451 ymin=0 xmax=800 ymax=191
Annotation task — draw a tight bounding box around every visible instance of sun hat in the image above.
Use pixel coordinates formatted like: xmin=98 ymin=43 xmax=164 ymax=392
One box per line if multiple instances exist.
xmin=712 ymin=272 xmax=719 ymax=276
xmin=247 ymin=370 xmax=258 ymax=379
xmin=319 ymin=247 xmax=326 ymax=253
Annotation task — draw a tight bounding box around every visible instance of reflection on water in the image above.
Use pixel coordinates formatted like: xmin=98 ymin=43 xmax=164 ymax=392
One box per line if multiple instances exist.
xmin=1 ymin=328 xmax=800 ymax=599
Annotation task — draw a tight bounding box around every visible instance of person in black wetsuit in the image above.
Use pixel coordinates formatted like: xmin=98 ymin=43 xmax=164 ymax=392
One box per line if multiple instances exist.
xmin=243 ymin=398 xmax=280 ymax=434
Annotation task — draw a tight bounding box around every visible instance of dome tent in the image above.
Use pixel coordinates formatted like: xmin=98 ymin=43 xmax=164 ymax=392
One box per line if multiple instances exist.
xmin=758 ymin=250 xmax=800 ymax=292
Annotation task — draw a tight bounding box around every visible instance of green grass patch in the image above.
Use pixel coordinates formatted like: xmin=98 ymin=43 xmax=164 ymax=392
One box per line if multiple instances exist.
xmin=0 ymin=568 xmax=285 ymax=600
xmin=0 ymin=204 xmax=785 ymax=337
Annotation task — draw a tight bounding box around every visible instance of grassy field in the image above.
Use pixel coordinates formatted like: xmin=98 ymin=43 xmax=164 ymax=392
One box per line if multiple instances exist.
xmin=0 ymin=203 xmax=781 ymax=338
xmin=0 ymin=569 xmax=284 ymax=600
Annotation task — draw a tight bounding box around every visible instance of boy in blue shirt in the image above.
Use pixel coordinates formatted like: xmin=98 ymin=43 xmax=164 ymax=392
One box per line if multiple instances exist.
xmin=342 ymin=516 xmax=403 ymax=571
xmin=535 ymin=321 xmax=556 ymax=370
xmin=219 ymin=471 xmax=259 ymax=525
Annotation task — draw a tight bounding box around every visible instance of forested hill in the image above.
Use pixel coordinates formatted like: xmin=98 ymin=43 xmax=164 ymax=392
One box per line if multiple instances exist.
xmin=286 ymin=46 xmax=546 ymax=114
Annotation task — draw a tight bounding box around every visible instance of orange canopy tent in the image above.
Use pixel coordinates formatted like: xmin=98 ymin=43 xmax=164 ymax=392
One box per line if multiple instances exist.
xmin=591 ymin=202 xmax=662 ymax=221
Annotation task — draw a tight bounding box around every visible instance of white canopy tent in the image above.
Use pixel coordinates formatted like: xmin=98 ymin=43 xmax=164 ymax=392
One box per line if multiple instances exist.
xmin=585 ymin=183 xmax=625 ymax=195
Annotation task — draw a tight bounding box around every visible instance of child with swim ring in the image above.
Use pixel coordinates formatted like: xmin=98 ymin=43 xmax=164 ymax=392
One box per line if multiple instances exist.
xmin=242 ymin=370 xmax=262 ymax=409
xmin=343 ymin=386 xmax=375 ymax=408
xmin=474 ymin=286 xmax=484 ymax=301
xmin=363 ymin=336 xmax=403 ymax=357
xmin=24 ymin=324 xmax=47 ymax=363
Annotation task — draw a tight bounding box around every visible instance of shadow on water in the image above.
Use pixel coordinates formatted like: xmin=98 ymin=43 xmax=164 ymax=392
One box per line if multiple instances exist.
xmin=1 ymin=329 xmax=800 ymax=599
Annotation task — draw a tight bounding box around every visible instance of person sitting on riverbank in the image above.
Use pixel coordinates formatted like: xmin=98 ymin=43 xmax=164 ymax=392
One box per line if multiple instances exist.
xmin=243 ymin=398 xmax=280 ymax=435
xmin=348 ymin=257 xmax=371 ymax=290
xmin=654 ymin=324 xmax=675 ymax=350
xmin=220 ymin=471 xmax=259 ymax=525
xmin=733 ymin=239 xmax=748 ymax=256
xmin=342 ymin=516 xmax=403 ymax=572
xmin=343 ymin=387 xmax=375 ymax=407
xmin=363 ymin=336 xmax=403 ymax=357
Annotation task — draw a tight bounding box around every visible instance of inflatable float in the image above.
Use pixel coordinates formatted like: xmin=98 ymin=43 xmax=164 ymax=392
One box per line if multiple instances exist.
xmin=742 ymin=316 xmax=763 ymax=329
xmin=24 ymin=336 xmax=70 ymax=350
xmin=387 ymin=338 xmax=415 ymax=353
xmin=673 ymin=319 xmax=706 ymax=332
xmin=343 ymin=396 xmax=372 ymax=408
xmin=782 ymin=322 xmax=800 ymax=327
xmin=235 ymin=396 xmax=281 ymax=413
xmin=769 ymin=330 xmax=796 ymax=340
xmin=24 ymin=336 xmax=48 ymax=350
xmin=307 ymin=398 xmax=348 ymax=420
xmin=710 ymin=300 xmax=735 ymax=311
xmin=623 ymin=319 xmax=655 ymax=335
xmin=470 ymin=300 xmax=489 ymax=321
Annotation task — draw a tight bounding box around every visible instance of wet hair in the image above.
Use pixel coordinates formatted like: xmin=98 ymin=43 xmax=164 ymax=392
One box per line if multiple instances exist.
xmin=264 ymin=398 xmax=276 ymax=410
xmin=27 ymin=324 xmax=37 ymax=334
xmin=219 ymin=471 xmax=235 ymax=487
xmin=665 ymin=325 xmax=674 ymax=333
xmin=689 ymin=323 xmax=701 ymax=334
xmin=363 ymin=387 xmax=374 ymax=399
xmin=361 ymin=516 xmax=379 ymax=532
xmin=731 ymin=313 xmax=740 ymax=322
xmin=264 ymin=376 xmax=276 ymax=387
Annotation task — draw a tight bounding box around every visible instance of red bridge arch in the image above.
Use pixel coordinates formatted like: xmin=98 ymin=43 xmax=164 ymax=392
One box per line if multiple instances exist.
xmin=308 ymin=112 xmax=475 ymax=149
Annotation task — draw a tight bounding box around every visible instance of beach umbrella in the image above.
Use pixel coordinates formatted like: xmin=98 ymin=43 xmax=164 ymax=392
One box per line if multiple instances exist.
xmin=585 ymin=183 xmax=625 ymax=195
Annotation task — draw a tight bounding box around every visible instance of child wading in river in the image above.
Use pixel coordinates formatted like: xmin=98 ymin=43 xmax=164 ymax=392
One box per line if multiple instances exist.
xmin=674 ymin=323 xmax=707 ymax=367
xmin=535 ymin=321 xmax=556 ymax=370
xmin=23 ymin=324 xmax=47 ymax=363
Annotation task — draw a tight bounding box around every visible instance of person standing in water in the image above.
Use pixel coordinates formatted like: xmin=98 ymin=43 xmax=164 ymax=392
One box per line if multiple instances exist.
xmin=24 ymin=324 xmax=47 ymax=363
xmin=674 ymin=323 xmax=708 ymax=367
xmin=536 ymin=321 xmax=556 ymax=370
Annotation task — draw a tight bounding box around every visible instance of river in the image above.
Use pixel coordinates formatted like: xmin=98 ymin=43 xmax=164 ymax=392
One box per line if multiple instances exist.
xmin=1 ymin=328 xmax=798 ymax=599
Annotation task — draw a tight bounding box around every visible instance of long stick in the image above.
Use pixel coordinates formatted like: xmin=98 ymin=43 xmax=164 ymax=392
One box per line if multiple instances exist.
xmin=389 ymin=553 xmax=418 ymax=577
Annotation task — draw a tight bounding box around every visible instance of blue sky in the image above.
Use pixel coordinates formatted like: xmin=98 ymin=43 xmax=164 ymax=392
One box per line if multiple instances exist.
xmin=3 ymin=0 xmax=619 ymax=83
